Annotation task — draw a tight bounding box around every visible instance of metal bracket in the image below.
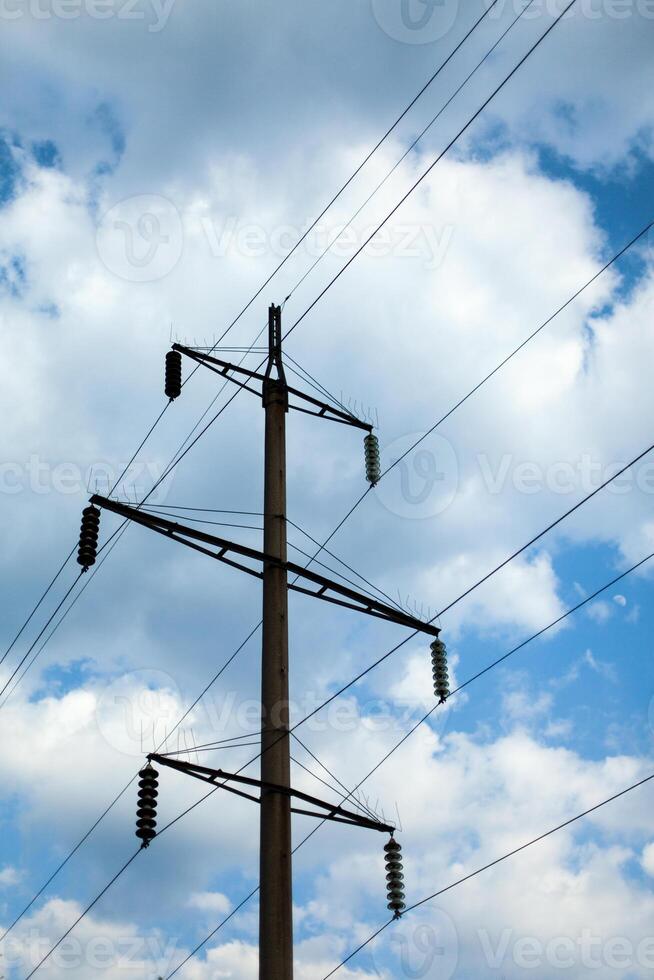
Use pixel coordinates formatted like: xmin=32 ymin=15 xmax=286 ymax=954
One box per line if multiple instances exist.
xmin=90 ymin=495 xmax=440 ymax=638
xmin=149 ymin=753 xmax=395 ymax=833
xmin=173 ymin=343 xmax=373 ymax=432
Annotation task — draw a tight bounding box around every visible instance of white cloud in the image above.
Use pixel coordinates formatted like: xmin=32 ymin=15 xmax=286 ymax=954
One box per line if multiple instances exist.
xmin=3 ymin=898 xmax=178 ymax=978
xmin=0 ymin=16 xmax=653 ymax=973
xmin=187 ymin=891 xmax=232 ymax=916
xmin=643 ymin=843 xmax=654 ymax=877
xmin=584 ymin=648 xmax=618 ymax=682
xmin=587 ymin=600 xmax=613 ymax=623
xmin=0 ymin=866 xmax=22 ymax=888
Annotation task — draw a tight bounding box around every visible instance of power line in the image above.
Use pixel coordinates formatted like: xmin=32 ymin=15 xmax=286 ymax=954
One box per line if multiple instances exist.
xmin=289 ymin=437 xmax=654 ymax=725
xmin=248 ymin=213 xmax=654 ymax=632
xmin=322 ymin=772 xmax=654 ymax=977
xmin=0 ymin=775 xmax=137 ymax=943
xmin=378 ymin=217 xmax=654 ymax=483
xmin=133 ymin=0 xmax=585 ymax=569
xmin=23 ymin=850 xmax=142 ymax=980
xmin=290 ymin=755 xmax=379 ymax=824
xmin=14 ymin=427 xmax=651 ymax=959
xmin=291 ymin=731 xmax=381 ymax=823
xmin=0 ymin=572 xmax=83 ymax=703
xmin=9 ymin=230 xmax=649 ymax=938
xmin=0 ymin=543 xmax=76 ymax=669
xmin=138 ymin=505 xmax=395 ymax=610
xmin=0 ymin=0 xmax=598 ymax=737
xmin=2 ymin=4 xmax=591 ymax=959
xmin=283 ymin=0 xmax=538 ymax=306
xmin=133 ymin=504 xmax=398 ymax=610
xmin=87 ymin=0 xmax=508 ymax=533
xmin=0 ymin=401 xmax=171 ymax=680
xmin=0 ymin=616 xmax=262 ymax=943
xmin=0 ymin=0 xmax=596 ymax=734
xmin=26 ymin=530 xmax=651 ymax=975
xmin=0 ymin=320 xmax=270 ymax=709
xmin=162 ymin=547 xmax=654 ymax=975
xmin=282 ymin=0 xmax=579 ymax=343
xmin=40 ymin=426 xmax=650 ymax=969
xmin=12 ymin=14 xmax=642 ymax=960
xmin=0 ymin=523 xmax=128 ymax=711
xmin=66 ymin=488 xmax=653 ymax=972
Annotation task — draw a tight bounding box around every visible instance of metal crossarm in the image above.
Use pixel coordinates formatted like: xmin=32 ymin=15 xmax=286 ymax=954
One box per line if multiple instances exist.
xmin=149 ymin=753 xmax=394 ymax=833
xmin=173 ymin=344 xmax=372 ymax=432
xmin=90 ymin=495 xmax=440 ymax=638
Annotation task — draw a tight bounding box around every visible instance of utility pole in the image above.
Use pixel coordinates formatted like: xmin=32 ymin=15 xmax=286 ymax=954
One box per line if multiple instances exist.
xmin=82 ymin=302 xmax=448 ymax=978
xmin=260 ymin=304 xmax=293 ymax=979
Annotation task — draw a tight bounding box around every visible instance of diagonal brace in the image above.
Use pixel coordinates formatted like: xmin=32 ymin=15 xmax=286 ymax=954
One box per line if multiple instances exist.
xmin=91 ymin=495 xmax=440 ymax=637
xmin=173 ymin=344 xmax=372 ymax=432
xmin=149 ymin=753 xmax=394 ymax=833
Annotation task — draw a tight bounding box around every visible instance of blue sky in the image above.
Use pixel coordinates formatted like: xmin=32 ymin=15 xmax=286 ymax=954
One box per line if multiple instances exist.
xmin=0 ymin=1 xmax=653 ymax=978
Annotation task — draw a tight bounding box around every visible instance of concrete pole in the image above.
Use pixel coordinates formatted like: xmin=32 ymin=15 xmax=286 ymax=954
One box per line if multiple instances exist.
xmin=259 ymin=303 xmax=293 ymax=980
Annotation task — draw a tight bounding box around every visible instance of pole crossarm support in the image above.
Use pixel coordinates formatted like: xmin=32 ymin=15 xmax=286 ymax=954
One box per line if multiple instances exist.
xmin=90 ymin=495 xmax=440 ymax=638
xmin=149 ymin=753 xmax=395 ymax=834
xmin=172 ymin=343 xmax=373 ymax=432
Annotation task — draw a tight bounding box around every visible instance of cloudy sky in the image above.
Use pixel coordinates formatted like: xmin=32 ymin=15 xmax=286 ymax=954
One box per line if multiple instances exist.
xmin=0 ymin=0 xmax=654 ymax=977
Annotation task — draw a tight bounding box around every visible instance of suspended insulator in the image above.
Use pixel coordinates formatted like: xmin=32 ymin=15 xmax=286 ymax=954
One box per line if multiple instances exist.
xmin=77 ymin=505 xmax=101 ymax=571
xmin=384 ymin=838 xmax=406 ymax=919
xmin=165 ymin=349 xmax=182 ymax=400
xmin=135 ymin=762 xmax=159 ymax=848
xmin=364 ymin=433 xmax=381 ymax=486
xmin=431 ymin=638 xmax=450 ymax=704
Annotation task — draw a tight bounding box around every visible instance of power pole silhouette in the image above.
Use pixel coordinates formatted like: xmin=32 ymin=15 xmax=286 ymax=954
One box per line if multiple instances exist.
xmin=79 ymin=303 xmax=447 ymax=980
xmin=260 ymin=304 xmax=293 ymax=975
